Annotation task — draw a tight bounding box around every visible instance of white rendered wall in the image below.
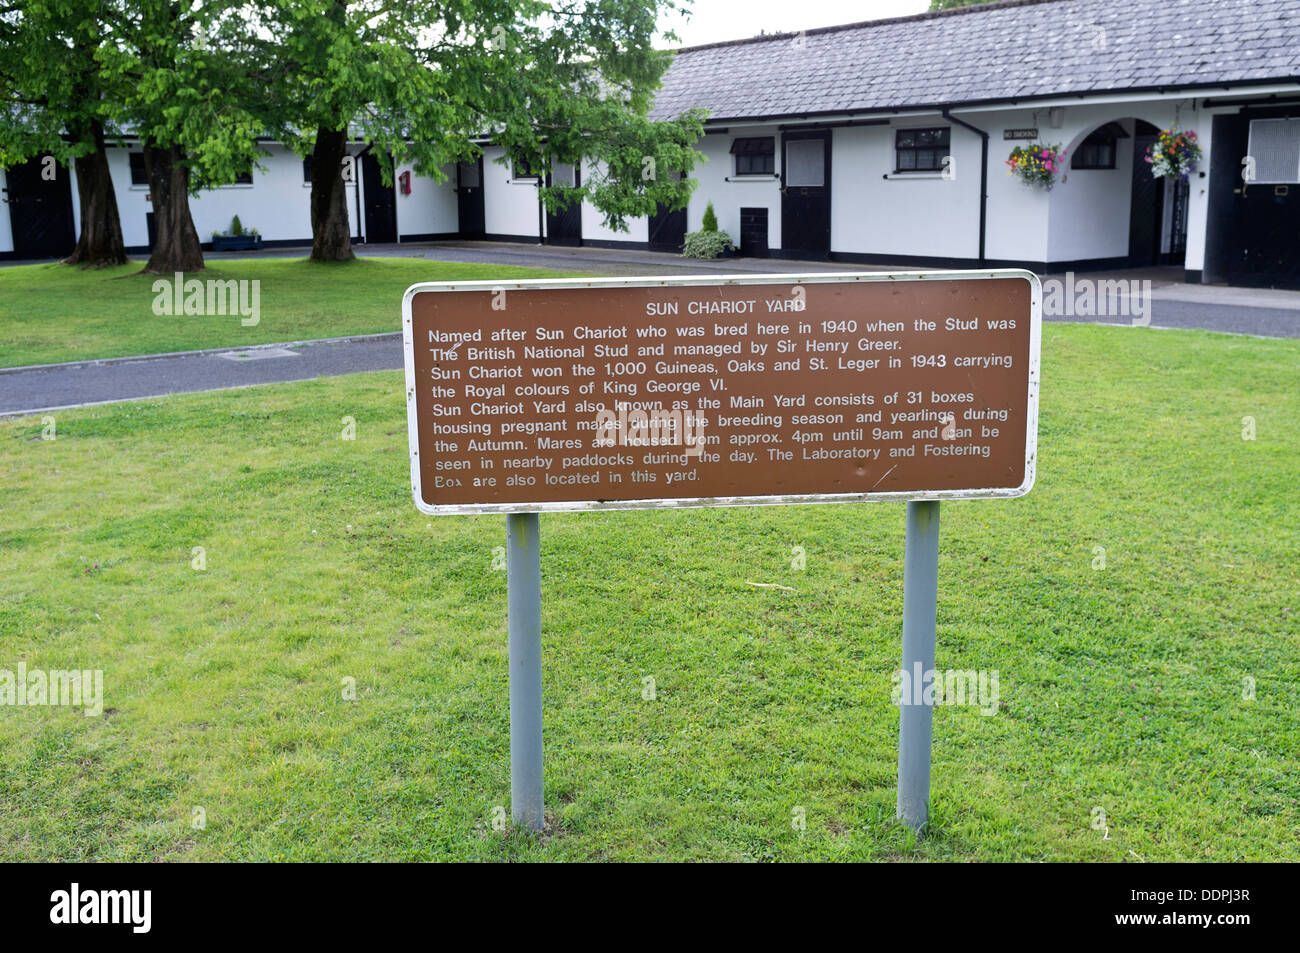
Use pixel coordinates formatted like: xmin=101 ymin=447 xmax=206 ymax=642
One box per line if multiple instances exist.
xmin=1182 ymin=109 xmax=1233 ymax=273
xmin=394 ymin=161 xmax=458 ymax=238
xmin=190 ymin=144 xmax=349 ymax=243
xmin=481 ymin=145 xmax=542 ymax=239
xmin=831 ymin=120 xmax=982 ymax=260
xmin=1037 ymin=101 xmax=1194 ymax=264
xmin=686 ymin=127 xmax=782 ymax=248
xmin=581 ymin=202 xmax=649 ymax=244
xmin=1044 ymin=121 xmax=1135 ymax=263
xmin=103 ymin=142 xmax=357 ymax=248
xmin=579 ymin=160 xmax=649 ymax=243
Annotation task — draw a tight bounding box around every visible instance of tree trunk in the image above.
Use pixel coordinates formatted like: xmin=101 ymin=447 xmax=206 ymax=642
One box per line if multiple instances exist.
xmin=63 ymin=120 xmax=127 ymax=268
xmin=140 ymin=143 xmax=205 ymax=275
xmin=310 ymin=126 xmax=355 ymax=262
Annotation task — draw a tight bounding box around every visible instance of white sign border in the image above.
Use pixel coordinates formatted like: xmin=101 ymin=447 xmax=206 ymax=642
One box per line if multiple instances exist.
xmin=402 ymin=270 xmax=1041 ymax=515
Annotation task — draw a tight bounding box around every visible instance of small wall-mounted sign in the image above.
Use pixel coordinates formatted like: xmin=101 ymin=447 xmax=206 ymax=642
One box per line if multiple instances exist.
xmin=1004 ymin=128 xmax=1039 ymax=140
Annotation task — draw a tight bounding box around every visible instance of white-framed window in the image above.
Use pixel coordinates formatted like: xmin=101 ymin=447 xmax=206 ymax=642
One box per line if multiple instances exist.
xmin=510 ymin=158 xmax=540 ymax=182
xmin=217 ymin=170 xmax=254 ymax=189
xmin=731 ymin=137 xmax=775 ymax=176
xmin=128 ymin=152 xmax=148 ymax=188
xmin=895 ymin=127 xmax=950 ymax=173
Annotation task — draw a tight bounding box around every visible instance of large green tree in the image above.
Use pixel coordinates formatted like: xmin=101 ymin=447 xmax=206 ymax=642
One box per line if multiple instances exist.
xmin=0 ymin=0 xmax=129 ymax=267
xmin=242 ymin=0 xmax=705 ymax=261
xmin=98 ymin=0 xmax=266 ymax=274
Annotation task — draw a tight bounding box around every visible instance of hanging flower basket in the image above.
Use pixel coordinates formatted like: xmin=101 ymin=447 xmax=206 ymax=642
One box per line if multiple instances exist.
xmin=1006 ymin=143 xmax=1066 ymax=190
xmin=1145 ymin=127 xmax=1202 ymax=180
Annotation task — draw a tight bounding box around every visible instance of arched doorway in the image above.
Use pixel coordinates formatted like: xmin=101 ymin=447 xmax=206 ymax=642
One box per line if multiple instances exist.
xmin=1127 ymin=120 xmax=1188 ymax=267
xmin=1059 ymin=117 xmax=1190 ymax=270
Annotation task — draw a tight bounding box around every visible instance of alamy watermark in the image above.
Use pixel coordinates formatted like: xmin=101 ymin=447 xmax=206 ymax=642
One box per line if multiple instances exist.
xmin=1 ymin=663 xmax=103 ymax=716
xmin=594 ymin=401 xmax=708 ymax=456
xmin=1042 ymin=272 xmax=1150 ymax=326
xmin=50 ymin=883 xmax=150 ymax=933
xmin=151 ymin=272 xmax=260 ymax=326
xmin=893 ymin=663 xmax=999 ymax=715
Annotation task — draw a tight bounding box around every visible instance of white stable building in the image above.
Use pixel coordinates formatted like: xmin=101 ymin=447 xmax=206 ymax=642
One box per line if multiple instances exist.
xmin=3 ymin=0 xmax=1298 ymax=288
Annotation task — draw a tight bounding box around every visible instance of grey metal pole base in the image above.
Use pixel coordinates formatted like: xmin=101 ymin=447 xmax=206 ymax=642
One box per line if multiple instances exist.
xmin=897 ymin=499 xmax=940 ymax=835
xmin=507 ymin=512 xmax=544 ymax=831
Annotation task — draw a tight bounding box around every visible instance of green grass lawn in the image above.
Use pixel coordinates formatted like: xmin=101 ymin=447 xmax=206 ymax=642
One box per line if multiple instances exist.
xmin=0 ymin=257 xmax=573 ymax=369
xmin=0 ymin=322 xmax=1296 ymax=861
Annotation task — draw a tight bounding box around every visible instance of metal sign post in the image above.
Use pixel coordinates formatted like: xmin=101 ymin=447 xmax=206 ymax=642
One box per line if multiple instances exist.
xmin=897 ymin=499 xmax=941 ymax=834
xmin=402 ymin=271 xmax=1041 ymax=835
xmin=506 ymin=511 xmax=545 ymax=831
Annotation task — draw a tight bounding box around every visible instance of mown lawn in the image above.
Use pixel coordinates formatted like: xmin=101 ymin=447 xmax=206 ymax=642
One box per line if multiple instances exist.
xmin=0 ymin=257 xmax=573 ymax=369
xmin=0 ymin=322 xmax=1296 ymax=861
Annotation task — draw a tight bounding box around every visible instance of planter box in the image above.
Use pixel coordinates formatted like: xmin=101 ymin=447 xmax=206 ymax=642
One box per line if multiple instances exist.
xmin=211 ymin=235 xmax=263 ymax=251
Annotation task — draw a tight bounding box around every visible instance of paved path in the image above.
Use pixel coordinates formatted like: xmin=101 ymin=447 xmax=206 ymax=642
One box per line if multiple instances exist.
xmin=2 ymin=242 xmax=1295 ymax=418
xmin=351 ymin=240 xmax=871 ymax=276
xmin=0 ymin=334 xmax=401 ymax=417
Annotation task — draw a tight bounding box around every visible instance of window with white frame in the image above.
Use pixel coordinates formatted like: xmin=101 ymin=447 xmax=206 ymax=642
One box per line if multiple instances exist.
xmin=128 ymin=152 xmax=148 ymax=186
xmin=731 ymin=137 xmax=775 ymax=176
xmin=511 ymin=158 xmax=540 ymax=181
xmin=894 ymin=127 xmax=950 ymax=172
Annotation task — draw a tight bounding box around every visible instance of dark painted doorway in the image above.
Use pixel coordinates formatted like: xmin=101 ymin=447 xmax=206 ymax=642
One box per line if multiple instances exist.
xmin=361 ymin=150 xmax=397 ymax=244
xmin=780 ymin=130 xmax=831 ymax=259
xmin=648 ymin=172 xmax=687 ymax=252
xmin=1207 ymin=109 xmax=1300 ymax=289
xmin=1128 ymin=121 xmax=1165 ymax=267
xmin=456 ymin=157 xmax=485 ymax=238
xmin=544 ymin=163 xmax=581 ymax=246
xmin=4 ymin=157 xmax=76 ymax=259
xmin=740 ymin=207 xmax=770 ymax=258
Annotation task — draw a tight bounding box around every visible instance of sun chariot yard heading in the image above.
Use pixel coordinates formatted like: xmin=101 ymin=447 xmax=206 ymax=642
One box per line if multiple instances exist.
xmin=402 ymin=272 xmax=1041 ymax=514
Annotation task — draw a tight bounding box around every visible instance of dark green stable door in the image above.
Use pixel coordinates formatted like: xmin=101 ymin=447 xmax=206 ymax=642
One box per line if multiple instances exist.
xmin=4 ymin=157 xmax=76 ymax=260
xmin=780 ymin=131 xmax=831 ymax=260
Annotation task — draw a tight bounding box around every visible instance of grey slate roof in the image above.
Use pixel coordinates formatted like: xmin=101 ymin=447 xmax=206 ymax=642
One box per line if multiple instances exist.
xmin=650 ymin=0 xmax=1300 ymax=121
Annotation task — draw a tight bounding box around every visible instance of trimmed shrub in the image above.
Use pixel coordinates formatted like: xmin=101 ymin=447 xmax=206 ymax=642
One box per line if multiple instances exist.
xmin=681 ymin=229 xmax=734 ymax=259
xmin=700 ymin=202 xmax=719 ymax=233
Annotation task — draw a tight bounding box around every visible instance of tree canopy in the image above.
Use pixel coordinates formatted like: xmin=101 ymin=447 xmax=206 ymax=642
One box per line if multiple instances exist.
xmin=0 ymin=0 xmax=131 ymax=264
xmin=2 ymin=0 xmax=706 ymax=270
xmin=239 ymin=0 xmax=706 ymax=259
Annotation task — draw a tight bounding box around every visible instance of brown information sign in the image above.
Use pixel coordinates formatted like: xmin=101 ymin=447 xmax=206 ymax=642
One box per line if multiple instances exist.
xmin=403 ymin=272 xmax=1041 ymax=514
